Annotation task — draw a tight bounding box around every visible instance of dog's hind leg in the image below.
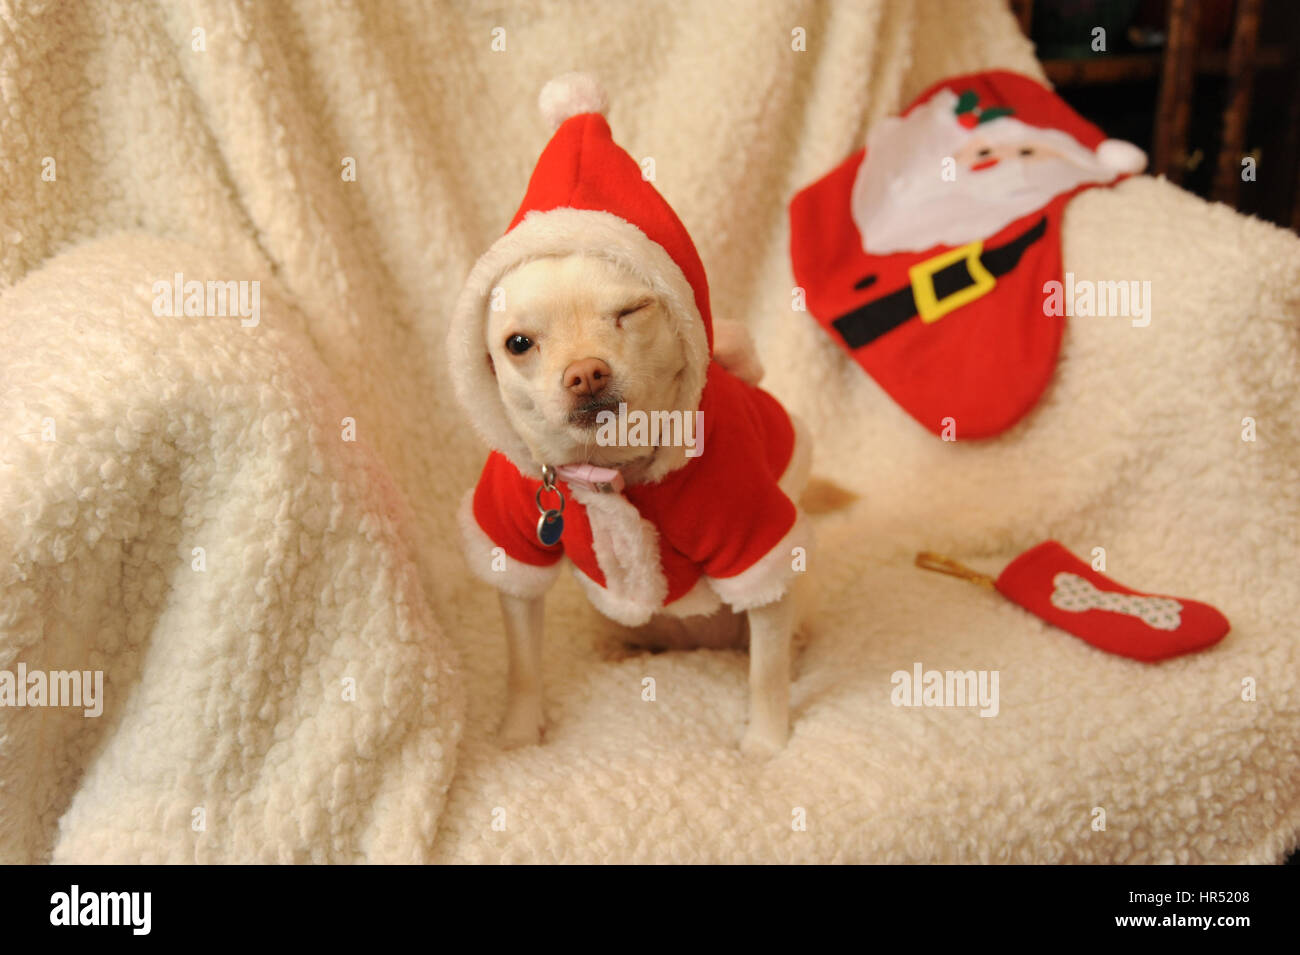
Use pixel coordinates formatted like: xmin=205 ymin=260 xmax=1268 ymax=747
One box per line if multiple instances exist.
xmin=740 ymin=592 xmax=794 ymax=758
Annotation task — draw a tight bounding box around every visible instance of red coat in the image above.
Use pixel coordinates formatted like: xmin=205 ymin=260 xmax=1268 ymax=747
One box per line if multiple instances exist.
xmin=468 ymin=364 xmax=799 ymax=617
xmin=449 ymin=77 xmax=810 ymax=624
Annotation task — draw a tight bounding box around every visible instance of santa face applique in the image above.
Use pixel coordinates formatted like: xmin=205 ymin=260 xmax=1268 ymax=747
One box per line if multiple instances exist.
xmin=852 ymin=86 xmax=1134 ymax=256
xmin=790 ymin=70 xmax=1146 ymax=439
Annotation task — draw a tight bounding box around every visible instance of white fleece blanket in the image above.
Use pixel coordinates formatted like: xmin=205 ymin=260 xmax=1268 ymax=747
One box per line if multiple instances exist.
xmin=1 ymin=0 xmax=1297 ymax=864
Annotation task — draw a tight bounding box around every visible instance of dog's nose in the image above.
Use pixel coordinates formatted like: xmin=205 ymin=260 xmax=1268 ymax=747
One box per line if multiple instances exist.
xmin=562 ymin=358 xmax=611 ymax=397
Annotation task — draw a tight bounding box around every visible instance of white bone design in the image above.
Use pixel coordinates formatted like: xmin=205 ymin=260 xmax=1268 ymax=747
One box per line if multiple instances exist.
xmin=1049 ymin=573 xmax=1183 ymax=631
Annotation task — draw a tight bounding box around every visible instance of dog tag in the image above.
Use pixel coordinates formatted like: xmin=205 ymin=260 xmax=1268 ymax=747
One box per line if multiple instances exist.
xmin=535 ymin=465 xmax=566 ymax=547
xmin=537 ymin=509 xmax=565 ymax=547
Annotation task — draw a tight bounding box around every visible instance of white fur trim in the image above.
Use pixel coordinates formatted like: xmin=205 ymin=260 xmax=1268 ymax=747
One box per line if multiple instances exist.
xmin=712 ymin=318 xmax=764 ymax=385
xmin=659 ymin=577 xmax=724 ymax=618
xmin=447 ymin=208 xmax=711 ymax=477
xmin=571 ymin=485 xmax=668 ymax=618
xmin=539 ymin=72 xmax=608 ymax=130
xmin=706 ymin=513 xmax=813 ymax=611
xmin=456 ymin=490 xmax=562 ymax=599
xmin=566 ymin=485 xmax=723 ymax=622
xmin=571 ymin=567 xmax=658 ymax=627
xmin=1096 ymin=138 xmax=1147 ymax=175
xmin=583 ymin=574 xmax=725 ymax=623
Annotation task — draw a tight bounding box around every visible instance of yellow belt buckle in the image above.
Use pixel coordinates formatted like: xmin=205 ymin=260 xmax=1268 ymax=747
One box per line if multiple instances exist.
xmin=909 ymin=240 xmax=996 ymax=323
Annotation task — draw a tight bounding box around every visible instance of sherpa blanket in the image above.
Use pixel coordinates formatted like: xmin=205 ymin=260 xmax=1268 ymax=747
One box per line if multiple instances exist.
xmin=1 ymin=0 xmax=1297 ymax=864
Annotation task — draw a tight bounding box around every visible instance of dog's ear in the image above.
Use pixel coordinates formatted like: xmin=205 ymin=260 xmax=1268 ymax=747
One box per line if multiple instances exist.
xmin=486 ymin=352 xmax=496 ymax=377
xmin=712 ymin=318 xmax=764 ymax=385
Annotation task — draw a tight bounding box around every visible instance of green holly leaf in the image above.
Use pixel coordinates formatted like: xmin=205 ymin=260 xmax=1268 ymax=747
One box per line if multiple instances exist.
xmin=977 ymin=106 xmax=1014 ymax=124
xmin=955 ymin=90 xmax=979 ymax=114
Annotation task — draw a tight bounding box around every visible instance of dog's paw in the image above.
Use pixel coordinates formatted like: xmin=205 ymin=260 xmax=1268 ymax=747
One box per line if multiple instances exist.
xmin=740 ymin=723 xmax=788 ymax=760
xmin=498 ymin=703 xmax=545 ymax=749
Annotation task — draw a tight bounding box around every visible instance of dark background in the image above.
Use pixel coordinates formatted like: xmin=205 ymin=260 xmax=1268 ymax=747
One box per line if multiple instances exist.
xmin=1014 ymin=0 xmax=1300 ymax=231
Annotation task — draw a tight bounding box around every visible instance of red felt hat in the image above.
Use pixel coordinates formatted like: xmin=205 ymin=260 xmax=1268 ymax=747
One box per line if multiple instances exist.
xmin=448 ymin=73 xmax=713 ymax=476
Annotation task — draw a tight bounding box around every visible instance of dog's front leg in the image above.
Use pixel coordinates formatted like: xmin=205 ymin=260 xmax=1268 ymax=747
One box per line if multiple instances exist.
xmin=740 ymin=592 xmax=794 ymax=758
xmin=498 ymin=591 xmax=546 ymax=748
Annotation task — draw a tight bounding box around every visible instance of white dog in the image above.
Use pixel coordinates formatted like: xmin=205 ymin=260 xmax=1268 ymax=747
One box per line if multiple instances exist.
xmin=449 ymin=74 xmax=812 ymax=756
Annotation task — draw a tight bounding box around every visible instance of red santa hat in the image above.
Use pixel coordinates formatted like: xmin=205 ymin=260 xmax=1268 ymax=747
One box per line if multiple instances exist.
xmin=447 ymin=73 xmax=713 ymax=476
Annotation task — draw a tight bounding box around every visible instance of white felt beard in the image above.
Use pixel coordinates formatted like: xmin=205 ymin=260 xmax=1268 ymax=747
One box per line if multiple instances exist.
xmin=851 ymin=94 xmax=1120 ymax=254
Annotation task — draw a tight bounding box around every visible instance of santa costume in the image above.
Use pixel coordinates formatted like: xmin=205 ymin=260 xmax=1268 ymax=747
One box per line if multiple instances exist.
xmin=789 ymin=70 xmax=1147 ymax=439
xmin=448 ymin=74 xmax=811 ymax=627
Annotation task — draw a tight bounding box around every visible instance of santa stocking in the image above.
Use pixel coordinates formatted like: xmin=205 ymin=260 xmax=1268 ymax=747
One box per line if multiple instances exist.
xmin=789 ymin=70 xmax=1146 ymax=439
xmin=916 ymin=542 xmax=1230 ymax=662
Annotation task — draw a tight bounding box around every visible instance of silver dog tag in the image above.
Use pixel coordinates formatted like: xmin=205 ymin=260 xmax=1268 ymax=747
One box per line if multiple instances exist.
xmin=535 ymin=465 xmax=566 ymax=547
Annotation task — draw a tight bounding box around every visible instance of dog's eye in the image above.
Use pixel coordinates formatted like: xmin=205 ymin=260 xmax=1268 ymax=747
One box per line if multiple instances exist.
xmin=1019 ymin=147 xmax=1034 ymax=156
xmin=505 ymin=334 xmax=534 ymax=355
xmin=614 ymin=299 xmax=653 ymax=326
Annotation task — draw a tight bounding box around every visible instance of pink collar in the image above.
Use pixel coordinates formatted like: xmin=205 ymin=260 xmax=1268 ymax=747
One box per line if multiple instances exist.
xmin=555 ymin=462 xmax=625 ymax=494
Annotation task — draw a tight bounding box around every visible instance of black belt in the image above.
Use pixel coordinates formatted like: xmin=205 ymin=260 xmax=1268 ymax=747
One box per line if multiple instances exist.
xmin=831 ymin=216 xmax=1048 ymax=350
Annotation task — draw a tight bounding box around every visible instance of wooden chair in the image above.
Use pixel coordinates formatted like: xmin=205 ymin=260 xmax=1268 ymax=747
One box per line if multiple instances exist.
xmin=1011 ymin=0 xmax=1298 ymax=228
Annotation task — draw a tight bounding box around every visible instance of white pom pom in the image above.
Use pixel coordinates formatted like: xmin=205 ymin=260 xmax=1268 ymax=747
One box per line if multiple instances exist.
xmin=538 ymin=72 xmax=607 ymax=130
xmin=1096 ymin=138 xmax=1147 ymax=175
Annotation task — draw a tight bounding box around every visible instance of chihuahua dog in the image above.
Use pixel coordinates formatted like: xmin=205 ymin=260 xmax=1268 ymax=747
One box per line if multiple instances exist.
xmin=449 ymin=73 xmax=811 ymax=757
xmin=475 ymin=254 xmax=808 ymax=756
